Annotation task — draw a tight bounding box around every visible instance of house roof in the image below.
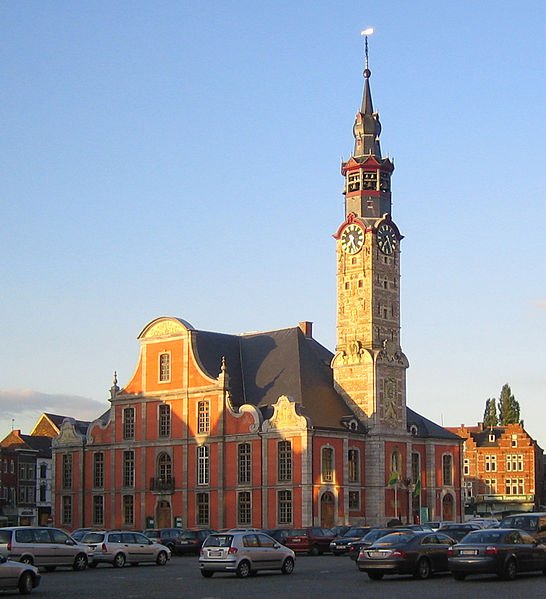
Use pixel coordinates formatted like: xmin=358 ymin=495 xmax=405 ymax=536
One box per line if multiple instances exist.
xmin=192 ymin=326 xmax=352 ymax=429
xmin=407 ymin=407 xmax=462 ymax=441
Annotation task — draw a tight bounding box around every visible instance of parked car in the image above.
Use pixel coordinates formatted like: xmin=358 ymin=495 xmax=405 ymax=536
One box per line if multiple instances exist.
xmin=80 ymin=530 xmax=170 ymax=568
xmin=329 ymin=527 xmax=372 ymax=555
xmin=172 ymin=529 xmax=215 ymax=555
xmin=448 ymin=527 xmax=546 ymax=581
xmin=499 ymin=512 xmax=546 ymax=543
xmin=422 ymin=521 xmax=456 ymax=531
xmin=71 ymin=528 xmax=98 ymax=542
xmin=199 ymin=531 xmax=295 ymax=578
xmin=348 ymin=527 xmax=411 ymax=561
xmin=465 ymin=517 xmax=499 ymax=529
xmin=438 ymin=523 xmax=482 ymax=542
xmin=263 ymin=528 xmax=290 ymax=545
xmin=0 ymin=553 xmax=41 ymax=594
xmin=356 ymin=530 xmax=456 ymax=580
xmin=283 ymin=527 xmax=335 ymax=556
xmin=144 ymin=528 xmax=184 ymax=551
xmin=329 ymin=525 xmax=351 ymax=538
xmin=0 ymin=527 xmax=92 ymax=571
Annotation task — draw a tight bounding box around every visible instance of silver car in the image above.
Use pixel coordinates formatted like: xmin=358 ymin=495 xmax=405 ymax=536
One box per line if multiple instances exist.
xmin=81 ymin=531 xmax=170 ymax=568
xmin=0 ymin=554 xmax=41 ymax=594
xmin=0 ymin=527 xmax=92 ymax=571
xmin=199 ymin=531 xmax=295 ymax=578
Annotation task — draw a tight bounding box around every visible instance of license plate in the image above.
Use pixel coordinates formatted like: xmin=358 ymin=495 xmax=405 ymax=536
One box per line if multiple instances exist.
xmin=460 ymin=549 xmax=478 ymax=556
xmin=368 ymin=551 xmax=386 ymax=559
xmin=208 ymin=550 xmax=222 ymax=557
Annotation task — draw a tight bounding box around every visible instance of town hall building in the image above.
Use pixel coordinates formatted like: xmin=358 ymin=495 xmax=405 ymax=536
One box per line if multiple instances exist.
xmin=52 ymin=46 xmax=462 ymax=531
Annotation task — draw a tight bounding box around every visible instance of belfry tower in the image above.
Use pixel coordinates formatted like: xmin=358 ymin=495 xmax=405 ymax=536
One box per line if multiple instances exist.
xmin=332 ymin=35 xmax=410 ymax=518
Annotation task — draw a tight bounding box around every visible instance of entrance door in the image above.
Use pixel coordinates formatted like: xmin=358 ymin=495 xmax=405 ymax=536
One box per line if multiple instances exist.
xmin=442 ymin=494 xmax=454 ymax=521
xmin=320 ymin=492 xmax=335 ymax=528
xmin=156 ymin=500 xmax=172 ymax=529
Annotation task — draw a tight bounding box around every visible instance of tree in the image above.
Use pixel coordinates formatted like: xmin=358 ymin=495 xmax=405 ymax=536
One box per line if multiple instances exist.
xmin=483 ymin=398 xmax=498 ymax=427
xmin=497 ymin=383 xmax=520 ymax=425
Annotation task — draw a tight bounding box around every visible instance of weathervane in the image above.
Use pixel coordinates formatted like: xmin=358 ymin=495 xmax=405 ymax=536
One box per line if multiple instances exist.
xmin=361 ymin=27 xmax=374 ymax=74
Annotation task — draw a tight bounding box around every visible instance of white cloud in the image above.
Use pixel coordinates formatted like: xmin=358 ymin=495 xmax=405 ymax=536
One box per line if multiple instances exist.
xmin=0 ymin=389 xmax=109 ymax=434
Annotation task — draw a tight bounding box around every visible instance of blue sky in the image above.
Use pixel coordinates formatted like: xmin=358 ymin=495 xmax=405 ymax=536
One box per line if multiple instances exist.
xmin=2 ymin=1 xmax=545 ymax=444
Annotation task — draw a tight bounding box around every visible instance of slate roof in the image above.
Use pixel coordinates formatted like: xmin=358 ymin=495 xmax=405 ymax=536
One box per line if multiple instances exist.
xmin=20 ymin=435 xmax=52 ymax=458
xmin=406 ymin=407 xmax=462 ymax=441
xmin=42 ymin=413 xmax=91 ymax=436
xmin=192 ymin=326 xmax=353 ymax=429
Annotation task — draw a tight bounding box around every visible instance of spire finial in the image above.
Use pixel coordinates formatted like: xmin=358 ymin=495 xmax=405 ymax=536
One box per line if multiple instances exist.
xmin=361 ymin=27 xmax=374 ymax=78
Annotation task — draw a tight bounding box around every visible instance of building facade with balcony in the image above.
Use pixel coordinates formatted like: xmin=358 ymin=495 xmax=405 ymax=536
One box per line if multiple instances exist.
xmin=448 ymin=423 xmax=545 ymax=517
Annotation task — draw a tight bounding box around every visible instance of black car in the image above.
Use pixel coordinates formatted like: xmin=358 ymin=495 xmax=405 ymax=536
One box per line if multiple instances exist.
xmin=348 ymin=527 xmax=411 ymax=561
xmin=438 ymin=523 xmax=482 ymax=542
xmin=357 ymin=530 xmax=456 ymax=580
xmin=448 ymin=528 xmax=546 ymax=581
xmin=143 ymin=528 xmax=184 ymax=551
xmin=329 ymin=527 xmax=372 ymax=555
xmin=171 ymin=529 xmax=215 ymax=555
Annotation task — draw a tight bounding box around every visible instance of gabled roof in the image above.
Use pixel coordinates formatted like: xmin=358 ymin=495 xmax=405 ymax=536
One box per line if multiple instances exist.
xmin=34 ymin=413 xmax=91 ymax=436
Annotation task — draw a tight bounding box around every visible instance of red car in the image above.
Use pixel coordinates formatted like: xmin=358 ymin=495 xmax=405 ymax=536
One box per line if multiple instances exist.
xmin=283 ymin=528 xmax=335 ymax=556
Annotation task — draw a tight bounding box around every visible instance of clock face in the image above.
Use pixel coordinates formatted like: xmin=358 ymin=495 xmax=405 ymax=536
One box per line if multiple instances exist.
xmin=340 ymin=223 xmax=364 ymax=254
xmin=376 ymin=223 xmax=397 ymax=255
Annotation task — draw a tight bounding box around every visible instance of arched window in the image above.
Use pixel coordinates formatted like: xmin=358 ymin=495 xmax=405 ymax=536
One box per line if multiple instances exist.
xmin=348 ymin=448 xmax=360 ymax=483
xmin=442 ymin=454 xmax=453 ymax=486
xmin=157 ymin=452 xmax=172 ymax=481
xmin=390 ymin=449 xmax=402 ymax=475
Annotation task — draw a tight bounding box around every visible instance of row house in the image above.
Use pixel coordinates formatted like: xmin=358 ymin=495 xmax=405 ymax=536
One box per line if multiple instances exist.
xmin=448 ymin=423 xmax=545 ymax=516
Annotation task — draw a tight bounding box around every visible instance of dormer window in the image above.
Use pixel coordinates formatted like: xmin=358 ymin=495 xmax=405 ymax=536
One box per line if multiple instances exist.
xmin=488 ymin=433 xmax=495 ymax=443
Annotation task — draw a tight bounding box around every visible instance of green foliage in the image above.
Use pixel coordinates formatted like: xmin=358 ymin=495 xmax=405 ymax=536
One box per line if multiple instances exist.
xmin=497 ymin=383 xmax=520 ymax=425
xmin=483 ymin=398 xmax=498 ymax=427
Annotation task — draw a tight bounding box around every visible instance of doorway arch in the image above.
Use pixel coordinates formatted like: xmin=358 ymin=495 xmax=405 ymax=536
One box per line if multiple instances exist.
xmin=442 ymin=493 xmax=454 ymax=521
xmin=156 ymin=500 xmax=172 ymax=529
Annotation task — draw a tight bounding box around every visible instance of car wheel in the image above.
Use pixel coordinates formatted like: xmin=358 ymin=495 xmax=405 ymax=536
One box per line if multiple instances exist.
xmin=73 ymin=553 xmax=88 ymax=571
xmin=113 ymin=552 xmax=126 ymax=568
xmin=502 ymin=558 xmax=517 ymax=581
xmin=18 ymin=572 xmax=34 ymax=595
xmin=368 ymin=571 xmax=384 ymax=580
xmin=156 ymin=551 xmax=168 ymax=566
xmin=281 ymin=557 xmax=294 ymax=575
xmin=414 ymin=557 xmax=431 ymax=580
xmin=20 ymin=556 xmax=34 ymax=566
xmin=308 ymin=545 xmax=320 ymax=556
xmin=236 ymin=560 xmax=251 ymax=578
xmin=201 ymin=570 xmax=213 ymax=578
xmin=453 ymin=572 xmax=466 ymax=581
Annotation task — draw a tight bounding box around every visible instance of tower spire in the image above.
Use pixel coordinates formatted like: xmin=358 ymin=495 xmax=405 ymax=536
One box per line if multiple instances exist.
xmin=353 ymin=28 xmax=381 ymax=158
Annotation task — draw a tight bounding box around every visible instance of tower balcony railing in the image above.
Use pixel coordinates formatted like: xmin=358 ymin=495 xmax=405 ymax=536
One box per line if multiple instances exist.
xmin=150 ymin=477 xmax=175 ymax=493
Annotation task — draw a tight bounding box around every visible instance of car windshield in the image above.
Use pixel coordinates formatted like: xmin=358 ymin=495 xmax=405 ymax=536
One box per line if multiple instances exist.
xmin=500 ymin=516 xmax=537 ymax=530
xmin=144 ymin=530 xmax=160 ymax=539
xmin=363 ymin=529 xmax=391 ymax=543
xmin=463 ymin=530 xmax=506 ymax=544
xmin=82 ymin=532 xmax=105 ymax=543
xmin=373 ymin=532 xmax=414 ymax=546
xmin=203 ymin=535 xmax=233 ymax=548
xmin=343 ymin=527 xmax=367 ymax=537
xmin=287 ymin=529 xmax=307 ymax=537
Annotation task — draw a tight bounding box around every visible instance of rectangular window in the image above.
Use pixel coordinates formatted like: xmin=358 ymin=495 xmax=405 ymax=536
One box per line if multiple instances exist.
xmin=485 ymin=454 xmax=496 ymax=472
xmin=62 ymin=454 xmax=72 ymax=489
xmin=348 ymin=490 xmax=360 ymax=510
xmin=93 ymin=495 xmax=104 ymax=526
xmin=197 ymin=445 xmax=209 ymax=486
xmin=321 ymin=447 xmax=334 ymax=483
xmin=511 ymin=434 xmax=518 ymax=448
xmin=237 ymin=491 xmax=251 ymax=526
xmin=484 ymin=478 xmax=497 ymax=494
xmin=123 ymin=407 xmax=135 ymax=440
xmin=238 ymin=443 xmax=251 ymax=485
xmin=123 ymin=450 xmax=135 ymax=488
xmin=347 ymin=172 xmax=361 ymax=192
xmin=62 ymin=496 xmax=72 ymax=525
xmin=39 ymin=463 xmax=47 ymax=479
xmin=442 ymin=454 xmax=453 ymax=486
xmin=39 ymin=483 xmax=47 ymax=502
xmin=278 ymin=490 xmax=292 ymax=525
xmin=93 ymin=452 xmax=104 ymax=488
xmin=159 ymin=352 xmax=171 ymax=382
xmin=197 ymin=492 xmax=209 ymax=526
xmin=517 ymin=455 xmax=523 ymax=471
xmin=411 ymin=452 xmax=421 ymax=483
xmin=463 ymin=458 xmax=469 ymax=476
xmin=123 ymin=495 xmax=134 ymax=525
xmin=158 ymin=404 xmax=171 ymax=438
xmin=348 ymin=449 xmax=359 ymax=483
xmin=197 ymin=400 xmax=210 ymax=435
xmin=278 ymin=440 xmax=292 ymax=482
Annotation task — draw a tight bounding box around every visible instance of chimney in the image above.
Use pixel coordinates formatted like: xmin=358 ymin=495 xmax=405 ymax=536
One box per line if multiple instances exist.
xmin=298 ymin=321 xmax=313 ymax=338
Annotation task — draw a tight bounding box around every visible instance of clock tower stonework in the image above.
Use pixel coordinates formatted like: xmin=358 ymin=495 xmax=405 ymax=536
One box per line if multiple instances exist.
xmin=332 ymin=52 xmax=410 ymax=519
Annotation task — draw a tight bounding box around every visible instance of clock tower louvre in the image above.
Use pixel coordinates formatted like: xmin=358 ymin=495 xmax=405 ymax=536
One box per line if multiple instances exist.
xmin=333 ymin=44 xmax=408 ymax=434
